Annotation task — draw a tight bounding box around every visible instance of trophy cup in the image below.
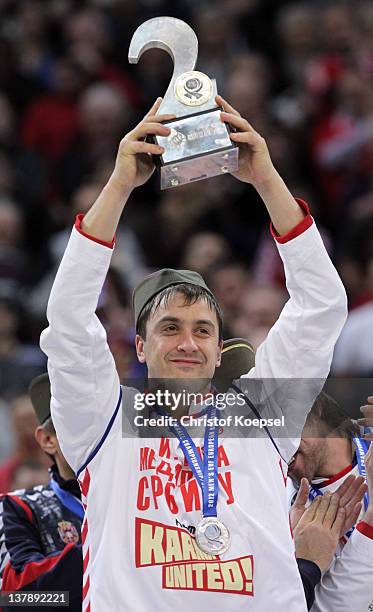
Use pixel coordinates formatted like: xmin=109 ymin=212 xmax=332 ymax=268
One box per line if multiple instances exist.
xmin=128 ymin=17 xmax=239 ymax=189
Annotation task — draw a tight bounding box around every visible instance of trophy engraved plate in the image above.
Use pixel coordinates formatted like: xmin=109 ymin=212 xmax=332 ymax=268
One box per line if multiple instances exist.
xmin=128 ymin=17 xmax=238 ymax=189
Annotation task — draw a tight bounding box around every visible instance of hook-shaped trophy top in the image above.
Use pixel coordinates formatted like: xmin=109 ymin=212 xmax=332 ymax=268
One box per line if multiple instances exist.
xmin=128 ymin=17 xmax=198 ymax=71
xmin=128 ymin=17 xmax=216 ymax=117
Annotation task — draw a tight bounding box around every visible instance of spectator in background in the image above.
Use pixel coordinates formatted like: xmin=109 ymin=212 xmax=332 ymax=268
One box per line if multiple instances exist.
xmin=58 ymin=83 xmax=133 ymax=200
xmin=20 ymin=57 xmax=87 ymax=163
xmin=208 ymin=262 xmax=251 ymax=338
xmin=231 ymin=284 xmax=287 ymax=349
xmin=180 ymin=232 xmax=231 ymax=277
xmin=277 ymin=3 xmax=318 ymax=85
xmin=224 ymin=52 xmax=271 ymax=135
xmin=0 ymin=393 xmax=49 ymax=493
xmin=98 ymin=267 xmax=145 ymax=381
xmin=0 ymin=295 xmax=46 ymax=399
xmin=332 ymin=213 xmax=373 ymax=375
xmin=0 ymin=397 xmax=13 ymax=462
xmin=28 ymin=180 xmax=148 ymax=321
xmin=11 ymin=461 xmax=51 ymax=491
xmin=0 ymin=200 xmax=26 ymax=287
xmin=63 ymin=7 xmax=139 ymax=106
xmin=13 ymin=1 xmax=54 ymax=91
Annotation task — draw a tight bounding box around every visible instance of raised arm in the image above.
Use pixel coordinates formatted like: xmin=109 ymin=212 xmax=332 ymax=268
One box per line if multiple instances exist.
xmin=40 ymin=99 xmax=174 ymax=472
xmin=217 ymin=95 xmax=347 ymax=382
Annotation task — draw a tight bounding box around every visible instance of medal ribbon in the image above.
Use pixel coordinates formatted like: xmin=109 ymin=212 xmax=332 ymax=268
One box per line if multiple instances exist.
xmin=353 ymin=437 xmax=370 ymax=512
xmin=159 ymin=404 xmax=219 ymax=518
xmin=50 ymin=477 xmax=85 ymax=520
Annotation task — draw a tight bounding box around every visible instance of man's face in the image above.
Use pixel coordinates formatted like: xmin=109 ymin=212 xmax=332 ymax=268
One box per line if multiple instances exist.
xmin=135 ymin=293 xmax=222 ymax=380
xmin=288 ymin=433 xmax=327 ymax=484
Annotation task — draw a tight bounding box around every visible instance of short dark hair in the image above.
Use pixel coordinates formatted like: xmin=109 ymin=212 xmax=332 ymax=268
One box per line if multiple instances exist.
xmin=136 ymin=283 xmax=223 ymax=342
xmin=306 ymin=391 xmax=359 ymax=438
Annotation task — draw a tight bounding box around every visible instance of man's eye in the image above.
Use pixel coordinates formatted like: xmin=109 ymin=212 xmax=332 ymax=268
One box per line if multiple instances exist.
xmin=164 ymin=325 xmax=177 ymax=332
xmin=196 ymin=328 xmax=209 ymax=335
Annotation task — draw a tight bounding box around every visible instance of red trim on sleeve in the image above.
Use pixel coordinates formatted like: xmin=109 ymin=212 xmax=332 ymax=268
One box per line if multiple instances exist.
xmin=270 ymin=198 xmax=313 ymax=244
xmin=75 ymin=214 xmax=115 ymax=249
xmin=8 ymin=495 xmax=34 ymax=524
xmin=356 ymin=521 xmax=373 ymax=540
xmin=2 ymin=543 xmax=75 ymax=591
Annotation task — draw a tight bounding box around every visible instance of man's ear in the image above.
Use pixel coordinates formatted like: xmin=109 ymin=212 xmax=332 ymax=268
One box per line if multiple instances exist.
xmin=35 ymin=426 xmax=58 ymax=455
xmin=216 ymin=340 xmax=223 ymax=368
xmin=135 ymin=334 xmax=146 ymax=364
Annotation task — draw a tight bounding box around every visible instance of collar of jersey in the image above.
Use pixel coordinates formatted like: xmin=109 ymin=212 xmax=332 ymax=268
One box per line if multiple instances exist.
xmin=311 ymin=454 xmax=357 ymax=488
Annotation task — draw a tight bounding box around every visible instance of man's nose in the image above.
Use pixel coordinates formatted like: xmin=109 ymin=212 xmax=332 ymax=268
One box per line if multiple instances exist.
xmin=177 ymin=331 xmax=198 ymax=353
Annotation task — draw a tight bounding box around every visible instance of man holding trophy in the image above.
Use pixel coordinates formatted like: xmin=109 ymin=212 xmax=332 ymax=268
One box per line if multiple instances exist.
xmin=40 ymin=18 xmax=347 ymax=612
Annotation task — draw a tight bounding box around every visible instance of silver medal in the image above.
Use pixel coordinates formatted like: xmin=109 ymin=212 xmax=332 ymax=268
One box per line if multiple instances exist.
xmin=195 ymin=517 xmax=230 ymax=555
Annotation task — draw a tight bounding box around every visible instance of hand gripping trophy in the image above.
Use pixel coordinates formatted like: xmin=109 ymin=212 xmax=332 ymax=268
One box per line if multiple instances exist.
xmin=128 ymin=17 xmax=239 ymax=189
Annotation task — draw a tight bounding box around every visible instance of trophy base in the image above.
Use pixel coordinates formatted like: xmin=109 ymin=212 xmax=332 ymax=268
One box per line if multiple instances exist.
xmin=154 ymin=108 xmax=239 ymax=189
xmin=160 ymin=146 xmax=238 ymax=189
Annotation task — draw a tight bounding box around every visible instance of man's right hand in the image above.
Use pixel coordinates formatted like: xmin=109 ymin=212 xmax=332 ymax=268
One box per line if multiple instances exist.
xmin=111 ymin=97 xmax=175 ymax=192
xmin=294 ymin=493 xmax=345 ymax=572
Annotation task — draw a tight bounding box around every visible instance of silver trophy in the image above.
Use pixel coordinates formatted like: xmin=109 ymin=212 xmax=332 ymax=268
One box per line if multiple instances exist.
xmin=128 ymin=17 xmax=239 ymax=189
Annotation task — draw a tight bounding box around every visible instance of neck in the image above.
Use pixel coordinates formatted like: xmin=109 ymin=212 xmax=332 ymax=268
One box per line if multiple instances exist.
xmin=315 ymin=437 xmax=354 ymax=479
xmin=55 ymin=457 xmax=75 ymax=482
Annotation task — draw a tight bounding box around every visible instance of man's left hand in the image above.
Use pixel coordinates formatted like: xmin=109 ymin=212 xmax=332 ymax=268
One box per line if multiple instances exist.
xmin=216 ymin=94 xmax=277 ymax=188
xmin=290 ymin=474 xmax=367 ymax=536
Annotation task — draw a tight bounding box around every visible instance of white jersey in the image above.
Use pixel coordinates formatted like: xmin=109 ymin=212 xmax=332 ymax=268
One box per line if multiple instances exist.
xmin=40 ymin=214 xmax=347 ymax=612
xmin=288 ymin=456 xmax=373 ymax=612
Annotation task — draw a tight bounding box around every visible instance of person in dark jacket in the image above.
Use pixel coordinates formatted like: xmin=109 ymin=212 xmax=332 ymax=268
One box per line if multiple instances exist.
xmin=0 ymin=374 xmax=83 ymax=611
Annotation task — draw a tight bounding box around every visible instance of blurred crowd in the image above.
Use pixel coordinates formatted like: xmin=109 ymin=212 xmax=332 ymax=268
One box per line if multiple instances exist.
xmin=0 ymin=0 xmax=373 ymax=490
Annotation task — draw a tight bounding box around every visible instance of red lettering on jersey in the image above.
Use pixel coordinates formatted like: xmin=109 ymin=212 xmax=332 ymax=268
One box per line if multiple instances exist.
xmin=180 ymin=474 xmax=201 ymax=512
xmin=158 ymin=437 xmax=171 ymax=459
xmin=174 ymin=463 xmax=183 ymax=487
xmin=151 ymin=475 xmax=163 ymax=509
xmin=218 ymin=472 xmax=234 ymax=505
xmin=139 ymin=447 xmax=156 ymax=471
xmin=217 ymin=445 xmax=230 ymax=467
xmin=156 ymin=460 xmax=173 ymax=481
xmin=164 ymin=482 xmax=178 ymax=514
xmin=137 ymin=476 xmax=150 ymax=510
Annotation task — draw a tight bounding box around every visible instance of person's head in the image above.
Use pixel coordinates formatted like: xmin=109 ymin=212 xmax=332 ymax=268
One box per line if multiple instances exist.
xmin=29 ymin=374 xmax=75 ymax=481
xmin=78 ymin=83 xmax=130 ymax=142
xmin=225 ymin=53 xmax=270 ymax=120
xmin=0 ymin=199 xmax=22 ymax=247
xmin=181 ymin=232 xmax=231 ymax=277
xmin=34 ymin=416 xmax=75 ymax=481
xmin=288 ymin=392 xmax=359 ymax=484
xmin=231 ymin=284 xmax=287 ymax=349
xmin=277 ymin=4 xmax=318 ymax=56
xmin=208 ymin=263 xmax=251 ymax=317
xmin=134 ymin=276 xmax=223 ymax=381
xmin=11 ymin=461 xmax=50 ymax=490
